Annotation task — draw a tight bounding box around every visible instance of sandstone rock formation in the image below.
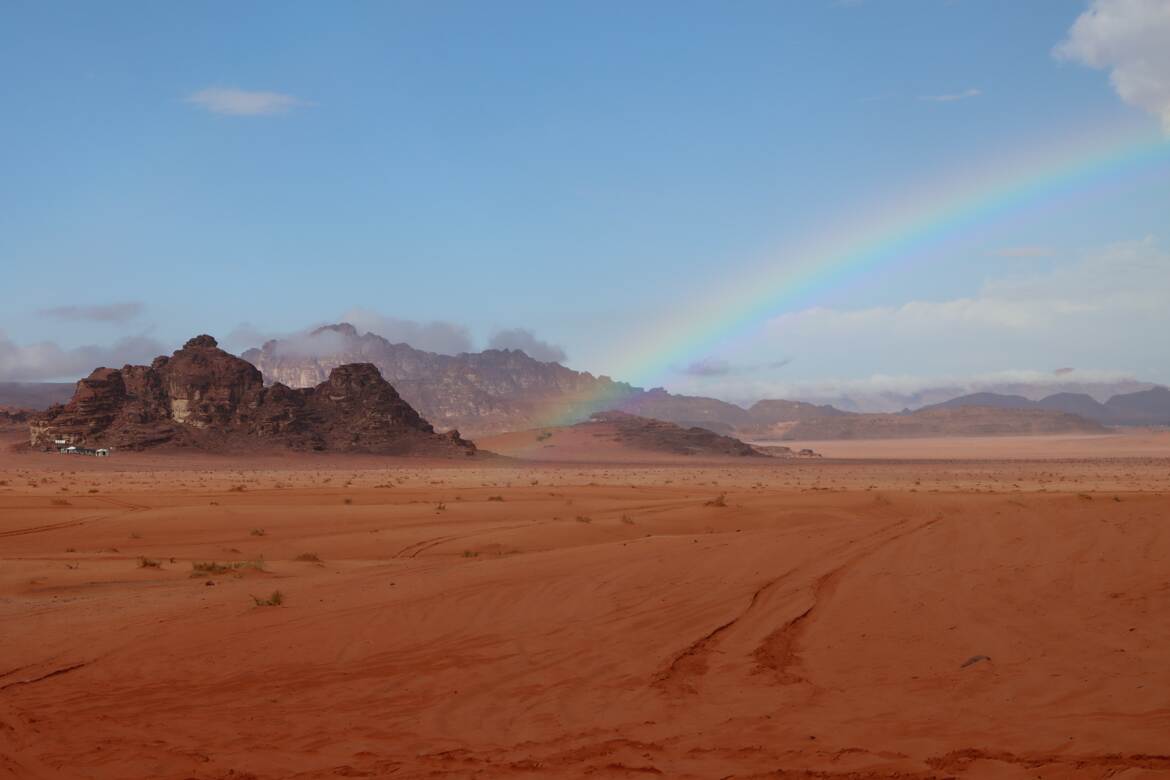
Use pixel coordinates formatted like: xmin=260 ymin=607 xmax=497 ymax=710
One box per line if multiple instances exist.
xmin=29 ymin=336 xmax=476 ymax=455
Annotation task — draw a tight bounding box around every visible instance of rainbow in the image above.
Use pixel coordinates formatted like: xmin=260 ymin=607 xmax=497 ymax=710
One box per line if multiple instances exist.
xmin=532 ymin=123 xmax=1170 ymax=429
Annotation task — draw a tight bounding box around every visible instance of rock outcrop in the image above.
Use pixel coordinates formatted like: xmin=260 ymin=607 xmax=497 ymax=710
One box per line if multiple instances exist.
xmin=0 ymin=407 xmax=32 ymax=427
xmin=585 ymin=411 xmax=764 ymax=457
xmin=29 ymin=336 xmax=476 ymax=455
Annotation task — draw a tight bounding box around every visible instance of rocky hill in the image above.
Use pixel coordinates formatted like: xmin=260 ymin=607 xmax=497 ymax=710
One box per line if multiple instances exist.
xmin=780 ymin=405 xmax=1108 ymax=440
xmin=29 ymin=335 xmax=476 ymax=456
xmin=0 ymin=407 xmax=32 ymax=428
xmin=477 ymin=411 xmax=822 ymax=461
xmin=586 ymin=411 xmax=764 ymax=457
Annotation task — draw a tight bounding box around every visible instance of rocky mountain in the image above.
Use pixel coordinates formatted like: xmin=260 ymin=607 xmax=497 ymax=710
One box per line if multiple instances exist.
xmin=29 ymin=335 xmax=476 ymax=456
xmin=243 ymin=324 xmax=644 ymax=437
xmin=780 ymin=405 xmax=1109 ymax=440
xmin=923 ymin=387 xmax=1170 ymax=426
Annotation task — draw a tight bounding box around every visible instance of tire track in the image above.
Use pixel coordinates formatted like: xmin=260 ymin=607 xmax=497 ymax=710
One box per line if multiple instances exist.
xmin=653 ymin=516 xmax=940 ymax=693
xmin=392 ymin=522 xmax=536 ymax=559
xmin=0 ymin=496 xmax=151 ymax=539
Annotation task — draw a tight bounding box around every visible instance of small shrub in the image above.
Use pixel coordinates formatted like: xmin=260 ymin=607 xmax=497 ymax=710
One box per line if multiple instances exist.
xmin=229 ymin=484 xmax=246 ymax=492
xmin=137 ymin=556 xmax=161 ymax=569
xmin=343 ymin=497 xmax=353 ymax=505
xmin=462 ymin=550 xmax=479 ymax=558
xmin=487 ymin=495 xmax=504 ymax=502
xmin=575 ymin=515 xmax=593 ymax=524
xmin=294 ymin=552 xmax=321 ymax=562
xmin=252 ymin=590 xmax=283 ymax=607
xmin=705 ymin=493 xmax=728 ymax=508
xmin=191 ymin=559 xmax=265 ymax=576
xmin=250 ymin=528 xmax=267 ymax=537
xmin=50 ymin=498 xmax=71 ymax=506
xmin=620 ymin=514 xmax=635 ymax=525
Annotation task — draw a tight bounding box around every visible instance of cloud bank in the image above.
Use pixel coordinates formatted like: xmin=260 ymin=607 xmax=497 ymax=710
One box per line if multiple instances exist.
xmin=38 ymin=302 xmax=144 ymax=323
xmin=341 ymin=309 xmax=475 ymax=355
xmin=487 ymin=328 xmax=567 ymax=363
xmin=0 ymin=333 xmax=169 ymax=382
xmin=1056 ymin=0 xmax=1170 ymax=131
xmin=186 ymin=87 xmax=307 ymax=116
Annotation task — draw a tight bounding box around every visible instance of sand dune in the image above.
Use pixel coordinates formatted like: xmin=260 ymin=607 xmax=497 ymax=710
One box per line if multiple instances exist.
xmin=2 ymin=434 xmax=1169 ymax=779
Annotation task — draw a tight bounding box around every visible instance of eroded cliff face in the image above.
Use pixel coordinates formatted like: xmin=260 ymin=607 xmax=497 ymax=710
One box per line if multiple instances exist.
xmin=29 ymin=336 xmax=476 ymax=456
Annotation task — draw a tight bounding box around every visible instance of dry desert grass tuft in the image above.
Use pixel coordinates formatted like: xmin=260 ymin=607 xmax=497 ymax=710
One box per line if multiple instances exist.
xmin=251 ymin=590 xmax=283 ymax=607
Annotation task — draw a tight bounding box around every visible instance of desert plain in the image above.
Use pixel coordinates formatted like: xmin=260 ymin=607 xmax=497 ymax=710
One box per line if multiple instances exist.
xmin=2 ymin=430 xmax=1169 ymax=779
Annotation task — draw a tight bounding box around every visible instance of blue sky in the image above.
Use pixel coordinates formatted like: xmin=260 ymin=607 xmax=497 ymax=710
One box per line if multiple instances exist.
xmin=1 ymin=0 xmax=1168 ymax=398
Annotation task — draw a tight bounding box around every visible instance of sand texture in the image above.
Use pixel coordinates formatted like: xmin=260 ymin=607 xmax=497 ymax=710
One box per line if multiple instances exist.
xmin=2 ymin=432 xmax=1169 ymax=778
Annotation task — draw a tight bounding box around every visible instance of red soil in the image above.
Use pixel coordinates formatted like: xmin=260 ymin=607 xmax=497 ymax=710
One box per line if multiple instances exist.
xmin=2 ymin=432 xmax=1168 ymax=779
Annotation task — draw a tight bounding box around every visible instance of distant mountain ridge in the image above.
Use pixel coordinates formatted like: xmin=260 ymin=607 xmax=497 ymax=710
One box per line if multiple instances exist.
xmin=242 ymin=324 xmax=863 ymax=437
xmin=924 ymin=387 xmax=1170 ymax=426
xmin=241 ymin=323 xmax=1146 ymax=439
xmin=780 ymin=405 xmax=1108 ymax=440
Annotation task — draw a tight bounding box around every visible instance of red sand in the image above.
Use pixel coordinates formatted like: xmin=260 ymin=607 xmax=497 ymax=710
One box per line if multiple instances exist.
xmin=2 ymin=431 xmax=1169 ymax=779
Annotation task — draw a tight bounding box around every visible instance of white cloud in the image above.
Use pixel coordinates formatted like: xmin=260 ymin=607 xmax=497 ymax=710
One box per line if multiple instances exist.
xmin=185 ymin=87 xmax=307 ymax=116
xmin=0 ymin=333 xmax=169 ymax=382
xmin=919 ymin=88 xmax=982 ymax=102
xmin=38 ymin=302 xmax=144 ymax=323
xmin=340 ymin=309 xmax=475 ymax=355
xmin=487 ymin=328 xmax=567 ymax=363
xmin=1055 ymin=0 xmax=1170 ymax=132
